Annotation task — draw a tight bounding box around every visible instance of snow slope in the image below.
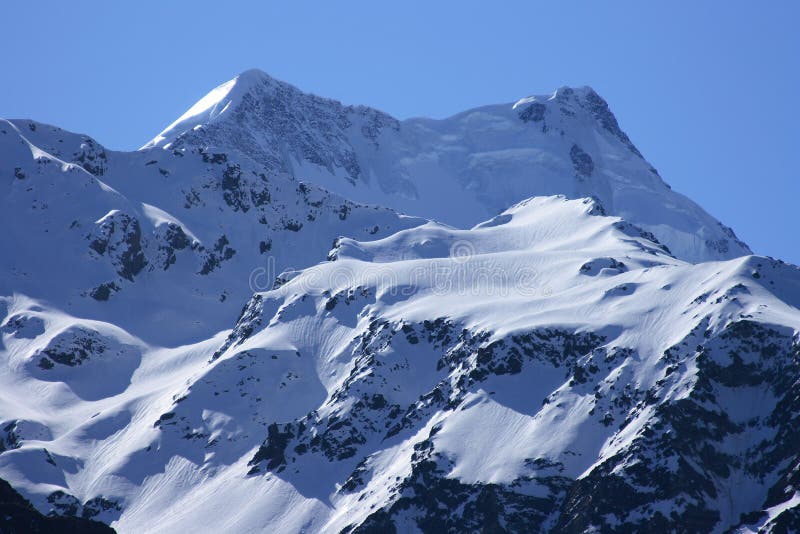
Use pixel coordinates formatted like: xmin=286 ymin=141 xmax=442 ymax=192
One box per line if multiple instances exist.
xmin=145 ymin=69 xmax=750 ymax=263
xmin=1 ymin=191 xmax=798 ymax=532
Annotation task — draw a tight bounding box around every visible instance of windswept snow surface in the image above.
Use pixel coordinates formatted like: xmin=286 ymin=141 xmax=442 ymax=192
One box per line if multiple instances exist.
xmin=1 ymin=72 xmax=797 ymax=533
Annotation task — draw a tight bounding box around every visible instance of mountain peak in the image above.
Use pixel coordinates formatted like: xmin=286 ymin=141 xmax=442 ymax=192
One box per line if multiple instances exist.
xmin=234 ymin=67 xmax=274 ymax=85
xmin=142 ymin=69 xmax=298 ymax=149
xmin=512 ymin=85 xmax=597 ymax=109
xmin=230 ymin=68 xmax=299 ymax=95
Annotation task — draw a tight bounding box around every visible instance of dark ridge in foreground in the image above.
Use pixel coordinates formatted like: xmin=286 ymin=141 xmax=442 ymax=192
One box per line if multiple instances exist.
xmin=0 ymin=478 xmax=115 ymax=534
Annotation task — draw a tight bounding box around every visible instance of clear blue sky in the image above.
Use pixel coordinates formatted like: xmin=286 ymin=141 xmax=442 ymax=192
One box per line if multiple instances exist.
xmin=1 ymin=1 xmax=797 ymax=264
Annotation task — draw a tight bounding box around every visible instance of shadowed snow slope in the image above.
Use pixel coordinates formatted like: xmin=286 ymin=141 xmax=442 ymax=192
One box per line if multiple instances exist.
xmin=145 ymin=69 xmax=750 ymax=263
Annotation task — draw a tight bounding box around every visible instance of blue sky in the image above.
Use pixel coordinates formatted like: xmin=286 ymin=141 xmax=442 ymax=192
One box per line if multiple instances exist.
xmin=1 ymin=1 xmax=797 ymax=263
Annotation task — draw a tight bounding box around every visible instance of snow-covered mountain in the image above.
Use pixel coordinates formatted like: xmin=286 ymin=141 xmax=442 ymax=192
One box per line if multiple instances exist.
xmin=0 ymin=71 xmax=797 ymax=533
xmin=144 ymin=69 xmax=750 ymax=263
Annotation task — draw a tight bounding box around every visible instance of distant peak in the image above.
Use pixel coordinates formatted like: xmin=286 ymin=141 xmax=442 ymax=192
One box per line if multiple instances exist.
xmin=512 ymin=85 xmax=597 ymax=109
xmin=235 ymin=68 xmax=272 ymax=82
xmin=510 ymin=85 xmax=641 ymax=158
xmin=231 ymin=69 xmax=294 ymax=92
xmin=552 ymin=85 xmax=598 ymax=100
xmin=142 ymin=69 xmax=298 ymax=149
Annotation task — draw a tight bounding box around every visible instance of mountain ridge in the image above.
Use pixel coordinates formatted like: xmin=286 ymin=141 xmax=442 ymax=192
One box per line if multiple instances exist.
xmin=141 ymin=69 xmax=750 ymax=263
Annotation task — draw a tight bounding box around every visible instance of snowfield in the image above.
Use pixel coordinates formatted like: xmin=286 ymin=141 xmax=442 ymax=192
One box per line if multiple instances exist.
xmin=1 ymin=71 xmax=798 ymax=532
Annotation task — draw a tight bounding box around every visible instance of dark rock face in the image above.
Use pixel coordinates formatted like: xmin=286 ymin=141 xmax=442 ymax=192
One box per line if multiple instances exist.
xmin=88 ymin=212 xmax=147 ymax=281
xmin=211 ymin=294 xmax=265 ymax=361
xmin=0 ymin=422 xmax=21 ymax=452
xmin=612 ymin=221 xmax=673 ymax=255
xmin=198 ymin=234 xmax=237 ymax=275
xmin=153 ymin=222 xmax=192 ymax=270
xmin=89 ymin=282 xmax=119 ymax=301
xmin=249 ymin=423 xmax=295 ymax=472
xmin=518 ymin=102 xmax=546 ymax=123
xmin=0 ymin=477 xmax=115 ymax=533
xmin=1 ymin=314 xmax=45 ymax=339
xmin=570 ymin=143 xmax=594 ymax=178
xmin=71 ymin=138 xmax=108 ymax=176
xmin=705 ymin=221 xmax=751 ymax=259
xmin=718 ymin=222 xmax=750 ymax=253
xmin=581 ymin=89 xmax=643 ymax=158
xmin=36 ymin=328 xmax=108 ymax=368
xmin=220 ymin=164 xmax=249 ymax=211
xmin=46 ymin=491 xmax=121 ymax=522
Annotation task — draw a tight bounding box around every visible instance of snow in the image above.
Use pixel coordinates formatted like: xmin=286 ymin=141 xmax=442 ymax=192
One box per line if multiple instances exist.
xmin=144 ymin=75 xmax=239 ymax=149
xmin=0 ymin=71 xmax=797 ymax=532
